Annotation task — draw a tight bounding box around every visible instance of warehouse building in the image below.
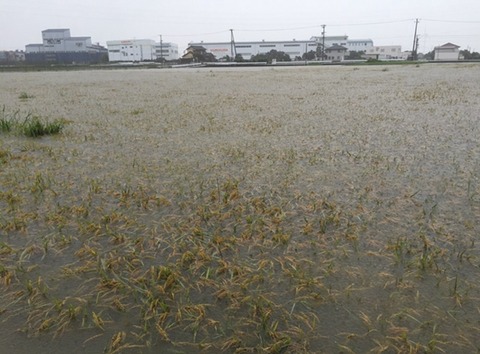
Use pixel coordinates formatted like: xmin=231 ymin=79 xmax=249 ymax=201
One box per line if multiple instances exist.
xmin=25 ymin=29 xmax=107 ymax=64
xmin=189 ymin=40 xmax=318 ymax=61
xmin=106 ymin=39 xmax=179 ymax=62
xmin=434 ymin=43 xmax=461 ymax=61
xmin=189 ymin=35 xmax=374 ymax=61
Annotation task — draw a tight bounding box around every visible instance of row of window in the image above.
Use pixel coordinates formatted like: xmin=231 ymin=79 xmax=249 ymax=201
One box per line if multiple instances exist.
xmin=236 ymin=43 xmax=318 ymax=49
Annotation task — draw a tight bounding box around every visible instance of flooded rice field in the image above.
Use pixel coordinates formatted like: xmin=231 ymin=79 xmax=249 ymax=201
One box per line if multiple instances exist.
xmin=1 ymin=63 xmax=479 ymax=353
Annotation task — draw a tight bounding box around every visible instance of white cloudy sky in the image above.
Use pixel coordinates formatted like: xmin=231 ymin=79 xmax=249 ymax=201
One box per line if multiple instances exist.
xmin=1 ymin=0 xmax=480 ymax=53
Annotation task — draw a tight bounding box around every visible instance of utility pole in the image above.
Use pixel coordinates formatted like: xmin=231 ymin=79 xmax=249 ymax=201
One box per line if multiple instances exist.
xmin=411 ymin=19 xmax=419 ymax=61
xmin=305 ymin=41 xmax=308 ymax=65
xmin=321 ymin=24 xmax=326 ymax=61
xmin=230 ymin=29 xmax=236 ymax=61
xmin=159 ymin=34 xmax=163 ymax=64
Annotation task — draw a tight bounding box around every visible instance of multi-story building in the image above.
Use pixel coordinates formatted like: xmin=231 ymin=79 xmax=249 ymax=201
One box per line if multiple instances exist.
xmin=325 ymin=45 xmax=348 ymax=61
xmin=107 ymin=39 xmax=156 ymax=62
xmin=154 ymin=42 xmax=179 ymax=61
xmin=310 ymin=36 xmax=373 ymax=52
xmin=25 ymin=29 xmax=107 ymax=64
xmin=106 ymin=39 xmax=179 ymax=62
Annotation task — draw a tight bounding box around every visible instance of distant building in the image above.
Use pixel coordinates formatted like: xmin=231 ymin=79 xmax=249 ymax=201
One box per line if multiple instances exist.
xmin=325 ymin=45 xmax=348 ymax=61
xmin=181 ymin=46 xmax=216 ymax=63
xmin=25 ymin=29 xmax=107 ymax=64
xmin=189 ymin=35 xmax=373 ymax=61
xmin=434 ymin=43 xmax=460 ymax=61
xmin=0 ymin=50 xmax=25 ymax=63
xmin=364 ymin=45 xmax=407 ymax=60
xmin=154 ymin=42 xmax=179 ymax=61
xmin=310 ymin=35 xmax=373 ymax=52
xmin=188 ymin=40 xmax=317 ymax=61
xmin=106 ymin=39 xmax=179 ymax=62
xmin=107 ymin=39 xmax=156 ymax=62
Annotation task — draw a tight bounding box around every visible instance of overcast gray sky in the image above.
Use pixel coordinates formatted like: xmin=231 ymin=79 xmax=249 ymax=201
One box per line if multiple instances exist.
xmin=2 ymin=0 xmax=480 ymax=53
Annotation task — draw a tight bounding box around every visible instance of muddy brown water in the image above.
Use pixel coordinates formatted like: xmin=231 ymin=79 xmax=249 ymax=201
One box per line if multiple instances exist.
xmin=1 ymin=64 xmax=479 ymax=353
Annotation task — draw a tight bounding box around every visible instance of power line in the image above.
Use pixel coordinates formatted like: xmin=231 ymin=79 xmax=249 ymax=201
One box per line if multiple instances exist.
xmin=234 ymin=19 xmax=414 ymax=33
xmin=160 ymin=30 xmax=229 ymax=38
xmin=422 ymin=19 xmax=480 ymax=24
xmin=327 ymin=19 xmax=414 ymax=27
xmin=235 ymin=25 xmax=322 ymax=32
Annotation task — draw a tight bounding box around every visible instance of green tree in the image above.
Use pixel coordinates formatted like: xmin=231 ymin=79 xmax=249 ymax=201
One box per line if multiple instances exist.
xmin=460 ymin=49 xmax=480 ymax=60
xmin=302 ymin=50 xmax=316 ymax=60
xmin=235 ymin=54 xmax=245 ymax=62
xmin=345 ymin=50 xmax=365 ymax=60
xmin=250 ymin=50 xmax=291 ymax=63
xmin=423 ymin=50 xmax=434 ymax=60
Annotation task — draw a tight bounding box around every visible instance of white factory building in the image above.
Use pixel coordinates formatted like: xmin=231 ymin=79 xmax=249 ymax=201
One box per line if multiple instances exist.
xmin=189 ymin=35 xmax=374 ymax=61
xmin=190 ymin=40 xmax=318 ymax=60
xmin=26 ymin=29 xmax=94 ymax=53
xmin=106 ymin=39 xmax=179 ymax=62
xmin=309 ymin=35 xmax=374 ymax=52
xmin=25 ymin=29 xmax=107 ymax=64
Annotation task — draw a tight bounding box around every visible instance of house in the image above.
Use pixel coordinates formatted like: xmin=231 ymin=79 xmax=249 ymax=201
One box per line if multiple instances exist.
xmin=325 ymin=44 xmax=348 ymax=61
xmin=181 ymin=46 xmax=215 ymax=63
xmin=434 ymin=43 xmax=460 ymax=61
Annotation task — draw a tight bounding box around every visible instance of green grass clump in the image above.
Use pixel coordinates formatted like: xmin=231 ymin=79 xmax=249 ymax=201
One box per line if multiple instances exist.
xmin=18 ymin=92 xmax=34 ymax=100
xmin=0 ymin=117 xmax=13 ymax=132
xmin=0 ymin=106 xmax=14 ymax=132
xmin=21 ymin=116 xmax=64 ymax=137
xmin=0 ymin=108 xmax=64 ymax=137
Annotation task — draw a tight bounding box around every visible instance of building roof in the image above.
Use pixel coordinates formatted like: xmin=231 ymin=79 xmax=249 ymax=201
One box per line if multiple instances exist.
xmin=186 ymin=45 xmax=207 ymax=50
xmin=326 ymin=44 xmax=348 ymax=50
xmin=67 ymin=37 xmax=91 ymax=40
xmin=42 ymin=29 xmax=70 ymax=33
xmin=189 ymin=40 xmax=314 ymax=46
xmin=435 ymin=42 xmax=460 ymax=49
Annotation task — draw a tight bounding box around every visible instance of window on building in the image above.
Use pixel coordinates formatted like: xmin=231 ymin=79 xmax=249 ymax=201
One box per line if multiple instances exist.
xmin=259 ymin=44 xmax=276 ymax=47
xmin=236 ymin=45 xmax=252 ymax=48
xmin=285 ymin=44 xmax=300 ymax=47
